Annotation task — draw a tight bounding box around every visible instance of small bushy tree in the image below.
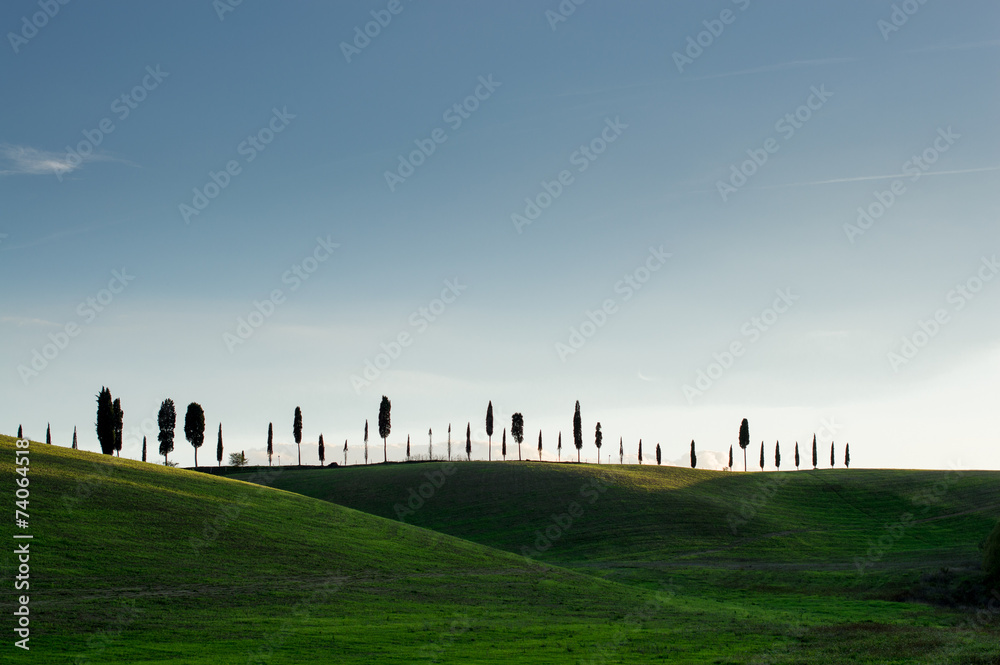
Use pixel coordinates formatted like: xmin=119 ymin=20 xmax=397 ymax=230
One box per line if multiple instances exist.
xmin=184 ymin=402 xmax=206 ymax=468
xmin=229 ymin=451 xmax=248 ymax=467
xmin=511 ymin=414 xmax=524 ymax=460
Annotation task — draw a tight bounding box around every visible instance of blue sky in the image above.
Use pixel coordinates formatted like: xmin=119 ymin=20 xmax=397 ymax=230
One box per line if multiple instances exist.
xmin=2 ymin=1 xmax=998 ymax=470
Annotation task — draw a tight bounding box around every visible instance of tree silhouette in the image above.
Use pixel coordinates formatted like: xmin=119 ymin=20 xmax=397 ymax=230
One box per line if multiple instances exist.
xmin=428 ymin=428 xmax=433 ymax=460
xmin=690 ymin=440 xmax=697 ymax=468
xmin=759 ymin=441 xmax=765 ymax=471
xmin=573 ymin=401 xmax=583 ymax=463
xmin=795 ymin=442 xmax=800 ymax=470
xmin=812 ymin=435 xmax=818 ymax=469
xmin=656 ymin=443 xmax=662 ymax=465
xmin=406 ymin=435 xmax=411 ymax=461
xmin=17 ymin=425 xmax=22 ymax=439
xmin=344 ymin=439 xmax=348 ymax=466
xmin=511 ymin=413 xmax=524 ymax=460
xmin=845 ymin=443 xmax=851 ymax=468
xmin=216 ymin=424 xmax=223 ymax=467
xmin=318 ymin=433 xmax=325 ymax=466
xmin=537 ymin=430 xmax=543 ymax=461
xmin=728 ymin=445 xmax=733 ymax=470
xmin=638 ymin=439 xmax=643 ymax=465
xmin=486 ymin=401 xmax=494 ymax=462
xmin=293 ymin=406 xmax=303 ymax=466
xmin=141 ymin=436 xmax=146 ymax=462
xmin=46 ymin=423 xmax=51 ymax=445
xmin=774 ymin=440 xmax=781 ymax=469
xmin=72 ymin=426 xmax=78 ymax=450
xmin=465 ymin=423 xmax=472 ymax=461
xmin=113 ymin=398 xmax=124 ymax=457
xmin=830 ymin=442 xmax=835 ymax=467
xmin=739 ymin=418 xmax=750 ymax=471
xmin=594 ymin=422 xmax=602 ymax=464
xmin=619 ymin=437 xmax=623 ymax=464
xmin=157 ymin=399 xmax=176 ymax=465
xmin=267 ymin=423 xmax=274 ymax=466
xmin=184 ymin=403 xmax=206 ymax=469
xmin=378 ymin=396 xmax=391 ymax=462
xmin=364 ymin=420 xmax=370 ymax=465
xmin=502 ymin=428 xmax=507 ymax=460
xmin=447 ymin=423 xmax=451 ymax=461
xmin=557 ymin=432 xmax=561 ymax=461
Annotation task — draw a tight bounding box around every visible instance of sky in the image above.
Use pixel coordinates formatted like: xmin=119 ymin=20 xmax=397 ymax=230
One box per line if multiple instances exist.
xmin=2 ymin=1 xmax=998 ymax=471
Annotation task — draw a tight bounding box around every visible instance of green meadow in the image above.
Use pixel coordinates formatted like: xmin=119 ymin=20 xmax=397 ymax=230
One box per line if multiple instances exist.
xmin=5 ymin=435 xmax=999 ymax=663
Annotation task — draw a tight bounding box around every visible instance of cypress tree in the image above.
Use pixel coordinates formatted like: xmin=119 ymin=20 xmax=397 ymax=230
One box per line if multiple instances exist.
xmin=46 ymin=423 xmax=51 ymax=444
xmin=344 ymin=439 xmax=348 ymax=466
xmin=157 ymin=399 xmax=176 ymax=465
xmin=184 ymin=403 xmax=206 ymax=469
xmin=594 ymin=422 xmax=602 ymax=464
xmin=17 ymin=424 xmax=23 ymax=439
xmin=465 ymin=423 xmax=472 ymax=461
xmin=267 ymin=423 xmax=274 ymax=466
xmin=511 ymin=413 xmax=524 ymax=460
xmin=364 ymin=420 xmax=369 ymax=465
xmin=406 ymin=435 xmax=411 ymax=461
xmin=573 ymin=401 xmax=583 ymax=463
xmin=293 ymin=406 xmax=303 ymax=466
xmin=619 ymin=437 xmax=623 ymax=464
xmin=141 ymin=436 xmax=146 ymax=462
xmin=739 ymin=418 xmax=750 ymax=471
xmin=759 ymin=441 xmax=765 ymax=471
xmin=557 ymin=432 xmax=561 ymax=461
xmin=690 ymin=440 xmax=697 ymax=468
xmin=830 ymin=442 xmax=835 ymax=467
xmin=216 ymin=424 xmax=223 ymax=467
xmin=378 ymin=396 xmax=391 ymax=462
xmin=447 ymin=423 xmax=451 ymax=461
xmin=656 ymin=443 xmax=662 ymax=465
xmin=774 ymin=440 xmax=781 ymax=469
xmin=795 ymin=442 xmax=800 ymax=469
xmin=845 ymin=443 xmax=851 ymax=468
xmin=72 ymin=426 xmax=78 ymax=450
xmin=428 ymin=428 xmax=433 ymax=460
xmin=728 ymin=445 xmax=733 ymax=470
xmin=537 ymin=430 xmax=542 ymax=461
xmin=638 ymin=439 xmax=642 ymax=465
xmin=811 ymin=434 xmax=818 ymax=469
xmin=486 ymin=401 xmax=494 ymax=462
xmin=318 ymin=433 xmax=325 ymax=466
xmin=96 ymin=387 xmax=115 ymax=454
xmin=113 ymin=398 xmax=124 ymax=457
xmin=502 ymin=428 xmax=507 ymax=460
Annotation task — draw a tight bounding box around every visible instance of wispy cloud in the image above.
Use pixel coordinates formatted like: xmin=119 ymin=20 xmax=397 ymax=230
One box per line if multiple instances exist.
xmin=0 ymin=316 xmax=59 ymax=328
xmin=0 ymin=144 xmax=123 ymax=177
xmin=684 ymin=57 xmax=858 ymax=82
xmin=904 ymin=40 xmax=1000 ymax=54
xmin=754 ymin=166 xmax=1000 ymax=190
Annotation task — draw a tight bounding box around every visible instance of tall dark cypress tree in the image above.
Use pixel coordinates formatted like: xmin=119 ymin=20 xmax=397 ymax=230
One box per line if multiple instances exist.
xmin=759 ymin=441 xmax=765 ymax=471
xmin=112 ymin=398 xmax=124 ymax=457
xmin=216 ymin=424 xmax=223 ymax=467
xmin=428 ymin=428 xmax=432 ymax=460
xmin=72 ymin=426 xmax=78 ymax=450
xmin=344 ymin=439 xmax=348 ymax=466
xmin=96 ymin=387 xmax=115 ymax=454
xmin=728 ymin=445 xmax=733 ymax=470
xmin=486 ymin=401 xmax=494 ymax=462
xmin=656 ymin=443 xmax=662 ymax=465
xmin=378 ymin=396 xmax=391 ymax=462
xmin=619 ymin=437 xmax=623 ymax=464
xmin=594 ymin=422 xmax=602 ymax=464
xmin=17 ymin=425 xmax=23 ymax=439
xmin=830 ymin=442 xmax=835 ymax=468
xmin=141 ymin=436 xmax=146 ymax=462
xmin=184 ymin=402 xmax=206 ymax=469
xmin=46 ymin=423 xmax=51 ymax=444
xmin=511 ymin=414 xmax=524 ymax=461
xmin=690 ymin=440 xmax=697 ymax=468
xmin=447 ymin=424 xmax=451 ymax=462
xmin=811 ymin=434 xmax=818 ymax=469
xmin=739 ymin=418 xmax=750 ymax=472
xmin=406 ymin=435 xmax=411 ymax=461
xmin=502 ymin=428 xmax=507 ymax=460
xmin=293 ymin=407 xmax=303 ymax=466
xmin=465 ymin=423 xmax=472 ymax=461
xmin=638 ymin=439 xmax=643 ymax=465
xmin=157 ymin=399 xmax=176 ymax=465
xmin=364 ymin=420 xmax=370 ymax=465
xmin=845 ymin=443 xmax=851 ymax=468
xmin=794 ymin=442 xmax=800 ymax=469
xmin=573 ymin=401 xmax=583 ymax=463
xmin=267 ymin=423 xmax=274 ymax=466
xmin=537 ymin=430 xmax=542 ymax=461
xmin=775 ymin=440 xmax=781 ymax=469
xmin=557 ymin=431 xmax=561 ymax=461
xmin=318 ymin=433 xmax=325 ymax=466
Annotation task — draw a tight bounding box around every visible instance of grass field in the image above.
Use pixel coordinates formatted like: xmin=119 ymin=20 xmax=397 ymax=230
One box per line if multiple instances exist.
xmin=4 ymin=436 xmax=1000 ymax=663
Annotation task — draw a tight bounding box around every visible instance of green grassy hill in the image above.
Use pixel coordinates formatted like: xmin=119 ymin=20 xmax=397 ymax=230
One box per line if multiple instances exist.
xmin=5 ymin=438 xmax=999 ymax=663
